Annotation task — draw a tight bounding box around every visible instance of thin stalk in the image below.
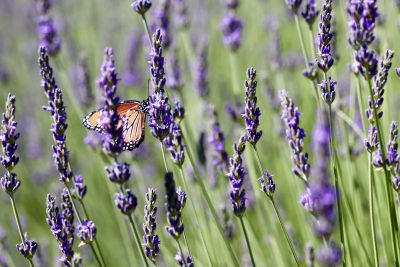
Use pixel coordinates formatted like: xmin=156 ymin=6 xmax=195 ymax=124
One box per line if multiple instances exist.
xmin=160 ymin=141 xmax=169 ymax=172
xmin=182 ymin=232 xmax=193 ymax=262
xmin=368 ymin=153 xmax=379 ymax=267
xmin=239 ymin=217 xmax=256 ymax=267
xmin=182 ymin=122 xmax=241 ymax=267
xmin=127 ymin=214 xmax=150 ymax=267
xmin=294 ymin=14 xmax=309 ymax=67
xmin=141 ymin=14 xmax=152 ymax=45
xmin=366 ymin=77 xmax=399 ymax=266
xmin=89 ymin=243 xmax=103 ymax=267
xmin=179 ymin=168 xmax=213 ymax=266
xmin=10 ymin=196 xmax=35 ymax=267
xmin=270 ymin=198 xmax=302 ymax=267
xmin=176 ymin=239 xmax=188 ymax=266
xmin=252 ymin=147 xmax=301 ymax=267
xmin=355 ymin=76 xmax=366 ymax=132
xmin=307 ymin=26 xmax=317 ymax=61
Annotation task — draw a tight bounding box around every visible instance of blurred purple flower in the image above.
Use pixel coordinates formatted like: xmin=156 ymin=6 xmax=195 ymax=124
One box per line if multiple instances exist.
xmin=220 ymin=13 xmax=244 ymax=52
xmin=209 ymin=107 xmax=229 ymax=172
xmin=286 ymin=0 xmax=303 ymax=14
xmin=153 ymin=0 xmax=171 ymax=48
xmin=165 ymin=102 xmax=185 ymax=167
xmin=72 ymin=53 xmax=94 ymax=107
xmin=36 ymin=0 xmax=61 ymax=56
xmin=77 ymin=220 xmax=97 ymax=244
xmin=167 ymin=48 xmax=183 ymax=91
xmin=193 ymin=43 xmax=209 ymax=98
xmin=173 ymin=0 xmax=189 ymax=29
xmin=165 ymin=172 xmax=185 ymax=238
xmin=317 ymin=242 xmax=342 ymax=267
xmin=106 ymin=162 xmax=131 ymax=185
xmin=131 ymin=0 xmax=152 ymax=15
xmin=16 ymin=233 xmax=38 ymax=260
xmin=175 ymin=251 xmax=194 ymax=267
xmin=143 ymin=188 xmax=160 ymax=264
xmin=302 ymin=0 xmax=319 ymax=27
xmin=114 ymin=188 xmax=138 ymax=215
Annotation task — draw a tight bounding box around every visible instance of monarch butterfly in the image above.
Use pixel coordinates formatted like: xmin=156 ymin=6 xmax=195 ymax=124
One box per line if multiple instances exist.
xmin=82 ymin=99 xmax=149 ymax=151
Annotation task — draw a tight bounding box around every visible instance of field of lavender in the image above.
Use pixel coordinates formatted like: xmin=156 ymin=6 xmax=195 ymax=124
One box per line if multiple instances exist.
xmin=1 ymin=0 xmax=400 ymax=266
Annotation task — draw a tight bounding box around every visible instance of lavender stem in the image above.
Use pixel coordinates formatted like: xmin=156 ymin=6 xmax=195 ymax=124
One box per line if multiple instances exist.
xmin=160 ymin=141 xmax=169 ymax=172
xmin=366 ymin=77 xmax=400 ymax=266
xmin=368 ymin=153 xmax=379 ymax=267
xmin=176 ymin=239 xmax=187 ymax=266
xmin=239 ymin=217 xmax=256 ymax=266
xmin=127 ymin=213 xmax=150 ymax=267
xmin=141 ymin=14 xmax=152 ymax=45
xmin=355 ymin=76 xmax=366 ymax=132
xmin=10 ymin=195 xmax=35 ymax=267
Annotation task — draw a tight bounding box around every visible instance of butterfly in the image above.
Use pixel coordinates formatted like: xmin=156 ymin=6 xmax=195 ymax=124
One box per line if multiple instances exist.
xmin=82 ymin=99 xmax=149 ymax=151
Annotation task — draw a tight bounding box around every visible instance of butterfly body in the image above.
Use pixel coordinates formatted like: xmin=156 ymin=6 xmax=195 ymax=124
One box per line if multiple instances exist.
xmin=82 ymin=99 xmax=148 ymax=151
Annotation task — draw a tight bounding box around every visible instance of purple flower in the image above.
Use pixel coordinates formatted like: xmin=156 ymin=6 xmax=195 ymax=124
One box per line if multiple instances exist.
xmin=220 ymin=13 xmax=244 ymax=52
xmin=209 ymin=108 xmax=229 ymax=172
xmin=165 ymin=172 xmax=185 ymax=239
xmin=0 ymin=172 xmax=21 ymax=196
xmin=165 ymin=103 xmax=185 ymax=167
xmin=225 ymin=0 xmax=239 ymax=10
xmin=143 ymin=188 xmax=160 ymax=264
xmin=153 ymin=0 xmax=171 ymax=48
xmin=131 ymin=0 xmax=152 ymax=15
xmin=303 ymin=61 xmax=318 ymax=81
xmin=77 ymin=220 xmax=97 ymax=244
xmin=74 ymin=174 xmax=87 ymax=199
xmin=36 ymin=0 xmax=61 ymax=56
xmin=317 ymin=242 xmax=342 ymax=267
xmin=175 ymin=251 xmax=194 ymax=267
xmin=167 ymin=48 xmax=183 ymax=91
xmin=148 ymin=91 xmax=172 ymax=141
xmin=302 ymin=0 xmax=319 ymax=27
xmin=114 ymin=188 xmax=138 ymax=215
xmin=227 ymin=135 xmax=247 ymax=217
xmin=286 ymin=0 xmax=303 ymax=14
xmin=122 ymin=35 xmax=142 ymax=87
xmin=386 ymin=121 xmax=399 ymax=169
xmin=364 ymin=125 xmax=378 ymax=153
xmin=258 ymin=171 xmax=276 ymax=197
xmin=365 ymin=49 xmax=394 ymax=124
xmin=220 ymin=205 xmax=235 ymax=239
xmin=316 ymin=0 xmax=334 ymax=73
xmin=46 ymin=192 xmax=75 ymax=265
xmin=149 ymin=29 xmax=166 ymax=93
xmin=16 ymin=233 xmax=38 ymax=260
xmin=242 ymin=67 xmax=262 ymax=146
xmin=193 ymin=43 xmax=209 ymax=98
xmin=319 ymin=77 xmax=336 ymax=104
xmin=354 ymin=45 xmax=378 ymax=79
xmin=280 ymin=90 xmax=310 ymax=181
xmin=72 ymin=53 xmax=94 ymax=107
xmin=106 ymin=162 xmax=131 ymax=184
xmin=97 ymin=48 xmax=124 ymax=155
xmin=392 ymin=177 xmax=400 ymax=192
xmin=172 ymin=0 xmax=189 ymax=29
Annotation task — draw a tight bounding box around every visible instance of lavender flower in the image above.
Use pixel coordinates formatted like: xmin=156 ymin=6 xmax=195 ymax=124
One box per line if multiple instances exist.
xmin=143 ymin=188 xmax=160 ymax=264
xmin=114 ymin=188 xmax=138 ymax=215
xmin=317 ymin=242 xmax=342 ymax=267
xmin=131 ymin=0 xmax=152 ymax=15
xmin=220 ymin=205 xmax=235 ymax=238
xmin=227 ymin=135 xmax=247 ymax=217
xmin=354 ymin=45 xmax=378 ymax=79
xmin=74 ymin=174 xmax=87 ymax=200
xmin=209 ymin=107 xmax=229 ymax=172
xmin=258 ymin=171 xmax=276 ymax=197
xmin=225 ymin=0 xmax=239 ymax=10
xmin=303 ymin=61 xmax=318 ymax=81
xmin=242 ymin=67 xmax=262 ymax=146
xmin=175 ymin=251 xmax=194 ymax=267
xmin=153 ymin=0 xmax=171 ymax=48
xmin=148 ymin=91 xmax=172 ymax=141
xmin=16 ymin=233 xmax=38 ymax=260
xmin=77 ymin=220 xmax=97 ymax=244
xmin=167 ymin=48 xmax=183 ymax=91
xmin=286 ymin=0 xmax=303 ymax=14
xmin=305 ymin=243 xmax=315 ymax=267
xmin=36 ymin=0 xmax=61 ymax=56
xmin=280 ymin=90 xmax=310 ymax=181
xmin=149 ymin=29 xmax=166 ymax=93
xmin=316 ymin=0 xmax=334 ymax=73
xmin=73 ymin=53 xmax=94 ymax=107
xmin=302 ymin=0 xmax=319 ymax=27
xmin=386 ymin=121 xmax=399 ymax=169
xmin=319 ymin=77 xmax=336 ymax=104
xmin=365 ymin=49 xmax=394 ymax=123
xmin=364 ymin=125 xmax=378 ymax=153
xmin=165 ymin=172 xmax=185 ymax=239
xmin=106 ymin=162 xmax=131 ymax=184
xmin=193 ymin=43 xmax=209 ymax=98
xmin=122 ymin=35 xmax=142 ymax=87
xmin=46 ymin=192 xmax=75 ymax=265
xmin=220 ymin=13 xmax=244 ymax=52
xmin=165 ymin=102 xmax=185 ymax=167
xmin=173 ymin=0 xmax=189 ymax=29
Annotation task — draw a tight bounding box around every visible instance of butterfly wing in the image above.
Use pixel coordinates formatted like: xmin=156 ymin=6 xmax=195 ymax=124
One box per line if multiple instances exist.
xmin=82 ymin=101 xmax=146 ymax=150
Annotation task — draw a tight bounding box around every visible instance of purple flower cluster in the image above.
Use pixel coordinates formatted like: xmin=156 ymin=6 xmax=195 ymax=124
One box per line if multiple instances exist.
xmin=386 ymin=121 xmax=399 ymax=169
xmin=106 ymin=162 xmax=131 ymax=185
xmin=364 ymin=125 xmax=378 ymax=153
xmin=149 ymin=29 xmax=166 ymax=93
xmin=319 ymin=77 xmax=336 ymax=105
xmin=16 ymin=233 xmax=38 ymax=261
xmin=36 ymin=0 xmax=61 ymax=56
xmin=77 ymin=219 xmax=97 ymax=244
xmin=38 ymin=47 xmax=73 ymax=184
xmin=220 ymin=13 xmax=244 ymax=52
xmin=279 ymin=90 xmax=310 ymax=181
xmin=115 ymin=188 xmax=138 ymax=215
xmin=302 ymin=0 xmax=319 ymax=27
xmin=220 ymin=205 xmax=235 ymax=239
xmin=97 ymin=48 xmax=124 ymax=156
xmin=227 ymin=135 xmax=247 ymax=217
xmin=165 ymin=102 xmax=185 ymax=167
xmin=316 ymin=0 xmax=334 ymax=73
xmin=365 ymin=49 xmax=394 ymax=124
xmin=74 ymin=174 xmax=87 ymax=200
xmin=165 ymin=172 xmax=185 ymax=239
xmin=153 ymin=0 xmax=171 ymax=48
xmin=175 ymin=251 xmax=194 ymax=267
xmin=300 ymin=112 xmax=341 ymax=266
xmin=258 ymin=171 xmax=276 ymax=197
xmin=46 ymin=192 xmax=75 ymax=265
xmin=0 ymin=94 xmax=21 ymax=196
xmin=242 ymin=67 xmax=262 ymax=146
xmin=286 ymin=0 xmax=303 ymax=14
xmin=143 ymin=188 xmax=160 ymax=264
xmin=122 ymin=36 xmax=142 ymax=87
xmin=193 ymin=43 xmax=209 ymax=98
xmin=209 ymin=107 xmax=229 ymax=172
xmin=167 ymin=48 xmax=183 ymax=91
xmin=131 ymin=0 xmax=152 ymax=15
xmin=172 ymin=0 xmax=189 ymax=29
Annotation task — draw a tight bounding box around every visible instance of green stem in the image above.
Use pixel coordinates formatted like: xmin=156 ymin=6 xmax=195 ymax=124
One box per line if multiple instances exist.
xmin=181 ymin=123 xmax=240 ymax=267
xmin=179 ymin=168 xmax=213 ymax=266
xmin=229 ymin=52 xmax=240 ymax=97
xmin=141 ymin=14 xmax=152 ymax=45
xmin=10 ymin=196 xmax=35 ymax=267
xmin=89 ymin=243 xmax=103 ymax=267
xmin=307 ymin=26 xmax=317 ymax=62
xmin=270 ymin=198 xmax=301 ymax=267
xmin=182 ymin=231 xmax=193 ymax=262
xmin=160 ymin=141 xmax=169 ymax=172
xmin=252 ymin=147 xmax=301 ymax=266
xmin=368 ymin=153 xmax=379 ymax=267
xmin=176 ymin=239 xmax=188 ymax=265
xmin=366 ymin=77 xmax=399 ymax=266
xmin=239 ymin=217 xmax=256 ymax=267
xmin=294 ymin=14 xmax=309 ymax=68
xmin=355 ymin=76 xmax=366 ymax=132
xmin=127 ymin=215 xmax=150 ymax=267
